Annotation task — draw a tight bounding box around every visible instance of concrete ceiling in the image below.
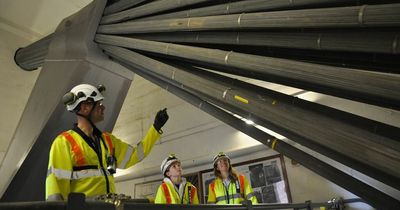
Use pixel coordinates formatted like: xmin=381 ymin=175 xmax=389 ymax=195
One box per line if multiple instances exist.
xmin=0 ymin=0 xmax=92 ymax=36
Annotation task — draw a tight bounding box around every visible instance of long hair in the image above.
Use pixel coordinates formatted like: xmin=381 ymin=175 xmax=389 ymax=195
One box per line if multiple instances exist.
xmin=213 ymin=161 xmax=239 ymax=181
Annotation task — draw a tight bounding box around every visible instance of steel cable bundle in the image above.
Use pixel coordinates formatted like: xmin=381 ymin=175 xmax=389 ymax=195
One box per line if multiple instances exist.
xmin=96 ymin=1 xmax=400 ymax=208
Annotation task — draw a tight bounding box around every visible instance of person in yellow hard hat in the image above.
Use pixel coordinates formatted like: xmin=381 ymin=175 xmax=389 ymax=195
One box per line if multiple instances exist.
xmin=155 ymin=154 xmax=199 ymax=204
xmin=46 ymin=84 xmax=169 ymax=201
xmin=207 ymin=152 xmax=258 ymax=204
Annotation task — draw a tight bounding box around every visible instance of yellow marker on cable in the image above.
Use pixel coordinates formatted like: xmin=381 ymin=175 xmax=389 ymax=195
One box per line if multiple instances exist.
xmin=271 ymin=138 xmax=278 ymax=150
xmin=234 ymin=95 xmax=249 ymax=104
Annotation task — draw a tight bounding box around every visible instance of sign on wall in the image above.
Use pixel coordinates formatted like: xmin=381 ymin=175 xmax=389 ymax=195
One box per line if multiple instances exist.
xmin=134 ymin=180 xmax=162 ymax=200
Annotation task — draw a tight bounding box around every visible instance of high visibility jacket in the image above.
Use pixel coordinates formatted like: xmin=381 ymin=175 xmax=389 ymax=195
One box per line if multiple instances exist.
xmin=154 ymin=178 xmax=199 ymax=204
xmin=207 ymin=175 xmax=258 ymax=204
xmin=46 ymin=125 xmax=160 ymax=200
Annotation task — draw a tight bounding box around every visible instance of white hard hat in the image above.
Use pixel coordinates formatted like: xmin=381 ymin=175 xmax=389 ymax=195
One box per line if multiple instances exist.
xmin=160 ymin=154 xmax=180 ymax=176
xmin=213 ymin=152 xmax=231 ymax=166
xmin=62 ymin=84 xmax=105 ymax=112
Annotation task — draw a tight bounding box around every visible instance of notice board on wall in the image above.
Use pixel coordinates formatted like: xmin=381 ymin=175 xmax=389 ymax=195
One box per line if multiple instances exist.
xmin=134 ymin=180 xmax=162 ymax=200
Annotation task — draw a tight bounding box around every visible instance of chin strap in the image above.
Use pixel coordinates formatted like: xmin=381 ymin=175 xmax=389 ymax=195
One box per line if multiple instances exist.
xmin=75 ymin=101 xmax=120 ymax=174
xmin=75 ymin=101 xmax=102 ymax=137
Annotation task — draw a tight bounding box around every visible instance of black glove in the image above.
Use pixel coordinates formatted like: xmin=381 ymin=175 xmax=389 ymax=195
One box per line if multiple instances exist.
xmin=153 ymin=108 xmax=169 ymax=133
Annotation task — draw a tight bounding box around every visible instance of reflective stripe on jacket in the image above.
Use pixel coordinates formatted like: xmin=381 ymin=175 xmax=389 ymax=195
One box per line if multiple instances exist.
xmin=46 ymin=126 xmax=160 ymax=200
xmin=154 ymin=178 xmax=199 ymax=204
xmin=207 ymin=175 xmax=258 ymax=204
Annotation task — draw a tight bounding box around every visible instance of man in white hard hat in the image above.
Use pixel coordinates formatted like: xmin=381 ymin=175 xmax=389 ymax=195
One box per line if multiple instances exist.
xmin=46 ymin=84 xmax=169 ymax=201
xmin=155 ymin=154 xmax=199 ymax=204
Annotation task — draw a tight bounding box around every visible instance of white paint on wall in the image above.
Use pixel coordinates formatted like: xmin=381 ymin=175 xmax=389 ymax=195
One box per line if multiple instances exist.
xmin=0 ymin=24 xmax=41 ymax=197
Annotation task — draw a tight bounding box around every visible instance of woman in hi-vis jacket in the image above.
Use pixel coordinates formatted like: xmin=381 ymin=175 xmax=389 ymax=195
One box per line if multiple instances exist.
xmin=155 ymin=154 xmax=199 ymax=204
xmin=207 ymin=152 xmax=258 ymax=204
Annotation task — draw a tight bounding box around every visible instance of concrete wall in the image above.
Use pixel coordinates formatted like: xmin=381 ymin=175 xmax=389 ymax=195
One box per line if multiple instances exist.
xmin=0 ymin=22 xmax=40 ymax=189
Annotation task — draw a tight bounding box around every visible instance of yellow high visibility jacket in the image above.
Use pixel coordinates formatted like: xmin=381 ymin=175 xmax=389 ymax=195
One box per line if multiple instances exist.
xmin=207 ymin=175 xmax=258 ymax=204
xmin=154 ymin=178 xmax=199 ymax=204
xmin=46 ymin=125 xmax=160 ymax=200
